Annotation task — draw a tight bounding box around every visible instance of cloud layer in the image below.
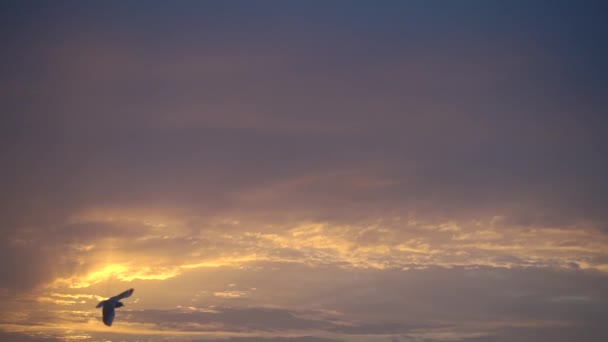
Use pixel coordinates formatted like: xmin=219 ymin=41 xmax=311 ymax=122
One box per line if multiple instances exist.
xmin=1 ymin=1 xmax=608 ymax=341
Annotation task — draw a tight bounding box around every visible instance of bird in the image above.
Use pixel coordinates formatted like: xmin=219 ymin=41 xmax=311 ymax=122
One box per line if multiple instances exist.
xmin=95 ymin=288 xmax=134 ymax=326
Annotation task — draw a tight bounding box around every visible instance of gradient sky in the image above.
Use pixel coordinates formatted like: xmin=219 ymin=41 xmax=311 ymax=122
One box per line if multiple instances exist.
xmin=1 ymin=1 xmax=608 ymax=341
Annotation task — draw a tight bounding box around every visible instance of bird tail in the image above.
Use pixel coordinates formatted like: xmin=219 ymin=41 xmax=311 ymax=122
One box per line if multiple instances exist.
xmin=95 ymin=300 xmax=106 ymax=308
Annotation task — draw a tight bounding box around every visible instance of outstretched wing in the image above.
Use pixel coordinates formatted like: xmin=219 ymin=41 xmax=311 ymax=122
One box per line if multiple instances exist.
xmin=110 ymin=288 xmax=134 ymax=301
xmin=102 ymin=303 xmax=115 ymax=326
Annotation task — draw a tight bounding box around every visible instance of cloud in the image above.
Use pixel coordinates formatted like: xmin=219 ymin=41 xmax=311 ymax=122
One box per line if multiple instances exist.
xmin=10 ymin=262 xmax=608 ymax=334
xmin=193 ymin=338 xmax=342 ymax=342
xmin=2 ymin=204 xmax=608 ymax=293
xmin=213 ymin=291 xmax=248 ymax=299
xmin=2 ymin=14 xmax=607 ymax=231
xmin=0 ymin=332 xmax=60 ymax=342
xmin=126 ymin=307 xmax=337 ymax=332
xmin=1 ymin=2 xmax=607 ymax=341
xmin=456 ymin=325 xmax=608 ymax=342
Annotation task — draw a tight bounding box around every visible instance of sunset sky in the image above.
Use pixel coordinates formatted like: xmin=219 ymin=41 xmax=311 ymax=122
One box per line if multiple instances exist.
xmin=1 ymin=1 xmax=607 ymax=341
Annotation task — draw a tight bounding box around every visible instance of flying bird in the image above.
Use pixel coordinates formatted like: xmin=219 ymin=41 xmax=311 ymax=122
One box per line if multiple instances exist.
xmin=95 ymin=288 xmax=134 ymax=326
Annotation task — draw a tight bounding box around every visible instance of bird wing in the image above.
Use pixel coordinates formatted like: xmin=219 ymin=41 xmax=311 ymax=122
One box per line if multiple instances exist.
xmin=102 ymin=303 xmax=115 ymax=326
xmin=110 ymin=288 xmax=134 ymax=301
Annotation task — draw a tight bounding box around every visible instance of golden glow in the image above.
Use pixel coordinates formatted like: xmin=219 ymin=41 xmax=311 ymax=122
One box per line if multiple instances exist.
xmin=213 ymin=291 xmax=247 ymax=298
xmin=115 ymin=266 xmax=181 ymax=282
xmin=49 ymin=293 xmax=105 ymax=301
xmin=56 ymin=208 xmax=608 ymax=273
xmin=36 ymin=296 xmax=82 ymax=305
xmin=52 ymin=263 xmax=179 ymax=289
xmin=12 ymin=208 xmax=606 ymax=341
xmin=180 ymin=255 xmax=262 ymax=269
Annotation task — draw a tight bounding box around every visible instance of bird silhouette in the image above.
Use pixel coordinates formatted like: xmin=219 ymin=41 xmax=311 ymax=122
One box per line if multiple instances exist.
xmin=95 ymin=288 xmax=134 ymax=326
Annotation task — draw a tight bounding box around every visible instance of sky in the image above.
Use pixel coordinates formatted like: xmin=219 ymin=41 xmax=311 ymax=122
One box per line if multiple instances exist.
xmin=1 ymin=0 xmax=608 ymax=341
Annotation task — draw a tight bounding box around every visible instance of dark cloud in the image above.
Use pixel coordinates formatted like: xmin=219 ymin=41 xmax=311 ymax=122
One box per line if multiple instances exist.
xmin=0 ymin=239 xmax=54 ymax=290
xmin=0 ymin=332 xmax=60 ymax=342
xmin=1 ymin=1 xmax=607 ymax=229
xmin=127 ymin=307 xmax=334 ymax=332
xmin=324 ymin=266 xmax=608 ymax=323
xmin=458 ymin=325 xmax=608 ymax=342
xmin=124 ymin=306 xmax=439 ymax=336
xmin=194 ymin=337 xmax=342 ymax=342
